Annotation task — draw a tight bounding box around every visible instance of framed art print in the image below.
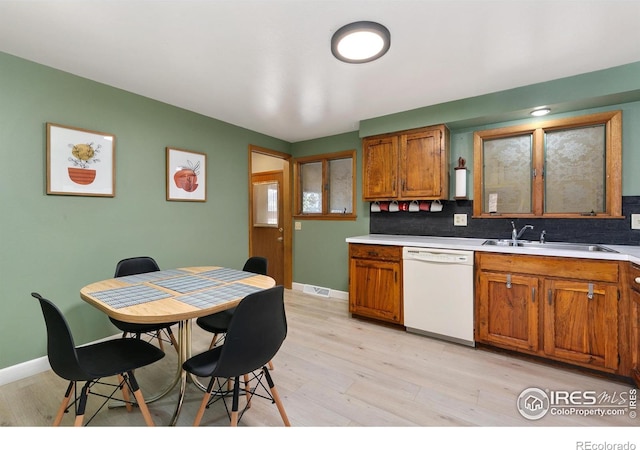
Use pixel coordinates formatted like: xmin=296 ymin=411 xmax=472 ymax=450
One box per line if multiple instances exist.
xmin=46 ymin=123 xmax=115 ymax=197
xmin=166 ymin=147 xmax=207 ymax=202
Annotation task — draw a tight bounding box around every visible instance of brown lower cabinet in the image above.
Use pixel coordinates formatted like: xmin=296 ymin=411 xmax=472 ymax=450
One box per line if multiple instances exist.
xmin=476 ymin=252 xmax=631 ymax=377
xmin=627 ymin=263 xmax=640 ymax=386
xmin=348 ymin=244 xmax=403 ymax=325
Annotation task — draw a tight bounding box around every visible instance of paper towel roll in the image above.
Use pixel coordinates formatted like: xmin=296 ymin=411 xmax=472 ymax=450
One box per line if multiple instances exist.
xmin=455 ymin=168 xmax=467 ymax=198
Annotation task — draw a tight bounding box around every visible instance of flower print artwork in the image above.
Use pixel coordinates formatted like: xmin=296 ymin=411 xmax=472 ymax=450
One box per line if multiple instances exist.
xmin=67 ymin=142 xmax=101 ymax=185
xmin=46 ymin=123 xmax=115 ymax=197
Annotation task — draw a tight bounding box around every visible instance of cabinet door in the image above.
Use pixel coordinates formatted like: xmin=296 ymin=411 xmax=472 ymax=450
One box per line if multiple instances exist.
xmin=349 ymin=258 xmax=402 ymax=323
xmin=362 ymin=136 xmax=398 ymax=200
xmin=399 ymin=129 xmax=444 ymax=198
xmin=629 ymin=288 xmax=640 ymax=386
xmin=543 ymin=280 xmax=619 ymax=371
xmin=477 ymin=271 xmax=539 ymax=352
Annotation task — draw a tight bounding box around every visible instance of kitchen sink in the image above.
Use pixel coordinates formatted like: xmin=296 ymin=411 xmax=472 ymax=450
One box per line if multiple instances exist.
xmin=482 ymin=239 xmax=618 ymax=253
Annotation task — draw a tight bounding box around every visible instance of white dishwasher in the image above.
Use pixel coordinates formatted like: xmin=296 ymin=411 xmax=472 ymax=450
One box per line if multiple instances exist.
xmin=402 ymin=247 xmax=475 ymax=347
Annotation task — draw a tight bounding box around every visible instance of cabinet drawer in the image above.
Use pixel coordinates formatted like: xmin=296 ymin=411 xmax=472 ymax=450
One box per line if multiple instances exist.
xmin=349 ymin=244 xmax=402 ymax=261
xmin=477 ymin=252 xmax=619 ymax=283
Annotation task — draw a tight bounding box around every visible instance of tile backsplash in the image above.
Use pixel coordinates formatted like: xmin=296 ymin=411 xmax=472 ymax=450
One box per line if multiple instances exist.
xmin=369 ymin=196 xmax=640 ymax=246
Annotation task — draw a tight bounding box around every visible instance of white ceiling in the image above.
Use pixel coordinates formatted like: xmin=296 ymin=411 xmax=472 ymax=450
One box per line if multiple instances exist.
xmin=1 ymin=0 xmax=640 ymax=143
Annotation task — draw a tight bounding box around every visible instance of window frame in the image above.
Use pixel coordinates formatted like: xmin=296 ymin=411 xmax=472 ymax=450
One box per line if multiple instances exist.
xmin=473 ymin=110 xmax=622 ymax=218
xmin=293 ymin=149 xmax=357 ymax=220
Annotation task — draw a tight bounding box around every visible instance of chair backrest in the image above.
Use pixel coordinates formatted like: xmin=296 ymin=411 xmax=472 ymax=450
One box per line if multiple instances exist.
xmin=114 ymin=256 xmax=160 ymax=277
xmin=31 ymin=292 xmax=91 ymax=381
xmin=242 ymin=256 xmax=267 ymax=276
xmin=214 ymin=285 xmax=286 ymax=378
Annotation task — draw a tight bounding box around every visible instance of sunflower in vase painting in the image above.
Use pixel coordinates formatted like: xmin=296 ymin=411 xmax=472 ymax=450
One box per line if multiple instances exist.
xmin=67 ymin=142 xmax=101 ymax=185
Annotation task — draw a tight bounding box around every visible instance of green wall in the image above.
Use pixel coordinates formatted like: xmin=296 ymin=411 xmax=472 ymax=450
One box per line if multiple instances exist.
xmin=290 ymin=132 xmax=369 ymax=291
xmin=3 ymin=49 xmax=640 ymax=373
xmin=0 ymin=52 xmax=289 ymax=370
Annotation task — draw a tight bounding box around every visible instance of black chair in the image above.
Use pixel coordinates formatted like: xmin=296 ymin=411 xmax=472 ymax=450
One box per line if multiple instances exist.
xmin=109 ymin=257 xmax=178 ymax=352
xmin=196 ymin=256 xmax=268 ymax=350
xmin=183 ymin=285 xmax=290 ymax=426
xmin=32 ymin=292 xmax=164 ymax=426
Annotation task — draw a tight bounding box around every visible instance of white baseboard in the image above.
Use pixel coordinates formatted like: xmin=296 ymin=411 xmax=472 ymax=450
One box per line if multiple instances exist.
xmin=292 ymin=282 xmax=348 ymax=301
xmin=0 ymin=333 xmax=121 ymax=387
xmin=0 ymin=356 xmax=51 ymax=387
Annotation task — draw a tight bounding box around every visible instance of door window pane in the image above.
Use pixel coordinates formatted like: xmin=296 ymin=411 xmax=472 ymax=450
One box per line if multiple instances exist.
xmin=253 ymin=181 xmax=279 ymax=227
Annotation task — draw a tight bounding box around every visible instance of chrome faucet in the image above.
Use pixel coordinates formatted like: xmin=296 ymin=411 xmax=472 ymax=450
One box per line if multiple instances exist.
xmin=511 ymin=221 xmax=534 ymax=244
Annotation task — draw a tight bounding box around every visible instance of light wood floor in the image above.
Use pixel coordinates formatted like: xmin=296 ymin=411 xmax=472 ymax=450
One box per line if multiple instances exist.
xmin=1 ymin=289 xmax=637 ymax=430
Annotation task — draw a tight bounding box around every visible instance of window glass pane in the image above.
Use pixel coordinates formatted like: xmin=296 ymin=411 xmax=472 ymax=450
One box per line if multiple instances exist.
xmin=253 ymin=181 xmax=279 ymax=227
xmin=328 ymin=157 xmax=353 ymax=214
xmin=301 ymin=161 xmax=322 ymax=213
xmin=483 ymin=135 xmax=532 ymax=214
xmin=544 ymin=125 xmax=605 ymax=214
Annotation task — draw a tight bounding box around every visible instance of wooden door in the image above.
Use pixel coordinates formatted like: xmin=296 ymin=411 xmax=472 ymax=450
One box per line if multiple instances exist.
xmin=250 ymin=171 xmax=284 ymax=285
xmin=543 ymin=279 xmax=619 ymax=371
xmin=400 ymin=128 xmax=443 ymax=198
xmin=362 ymin=135 xmax=398 ymax=200
xmin=476 ymin=271 xmax=540 ymax=352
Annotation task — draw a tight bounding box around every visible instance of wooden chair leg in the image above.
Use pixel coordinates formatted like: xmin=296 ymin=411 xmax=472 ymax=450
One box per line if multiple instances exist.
xmin=53 ymin=381 xmax=74 ymax=426
xmin=208 ymin=333 xmax=219 ymax=350
xmin=263 ymin=368 xmax=290 ymax=426
xmin=193 ymin=377 xmax=217 ymax=426
xmin=166 ymin=327 xmax=179 ymax=353
xmin=118 ymin=374 xmax=133 ymax=412
xmin=73 ymin=382 xmax=91 ymax=427
xmin=230 ymin=377 xmax=240 ymax=427
xmin=155 ymin=331 xmax=165 ymax=351
xmin=243 ymin=374 xmax=251 ymax=407
xmin=268 ymin=360 xmax=274 ymax=370
xmin=127 ymin=371 xmax=155 ymax=426
xmin=270 ymin=385 xmax=290 ymax=426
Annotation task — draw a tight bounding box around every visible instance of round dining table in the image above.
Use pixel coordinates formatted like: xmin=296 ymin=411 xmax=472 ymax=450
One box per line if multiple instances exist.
xmin=80 ymin=265 xmax=275 ymax=425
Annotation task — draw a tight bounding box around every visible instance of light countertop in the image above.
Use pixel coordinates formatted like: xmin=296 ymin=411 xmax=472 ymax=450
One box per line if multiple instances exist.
xmin=346 ymin=234 xmax=640 ymax=265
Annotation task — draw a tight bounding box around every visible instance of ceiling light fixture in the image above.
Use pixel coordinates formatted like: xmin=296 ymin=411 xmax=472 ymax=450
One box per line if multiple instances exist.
xmin=331 ymin=21 xmax=391 ymax=64
xmin=530 ymin=107 xmax=551 ymax=117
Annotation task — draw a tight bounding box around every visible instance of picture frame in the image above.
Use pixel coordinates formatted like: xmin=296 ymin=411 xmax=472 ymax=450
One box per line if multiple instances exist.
xmin=46 ymin=122 xmax=115 ymax=197
xmin=166 ymin=147 xmax=207 ymax=202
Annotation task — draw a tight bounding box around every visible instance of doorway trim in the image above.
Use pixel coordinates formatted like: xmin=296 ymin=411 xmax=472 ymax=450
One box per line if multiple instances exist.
xmin=248 ymin=144 xmax=292 ymax=289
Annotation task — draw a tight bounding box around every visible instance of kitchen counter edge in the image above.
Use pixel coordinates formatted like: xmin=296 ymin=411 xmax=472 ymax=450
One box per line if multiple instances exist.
xmin=346 ymin=234 xmax=640 ymax=265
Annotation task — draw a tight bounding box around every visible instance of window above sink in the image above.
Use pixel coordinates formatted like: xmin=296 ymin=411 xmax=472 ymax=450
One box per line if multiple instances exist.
xmin=473 ymin=110 xmax=622 ymax=219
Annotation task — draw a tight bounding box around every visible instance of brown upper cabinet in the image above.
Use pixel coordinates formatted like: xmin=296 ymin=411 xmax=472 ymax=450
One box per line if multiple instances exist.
xmin=362 ymin=124 xmax=450 ymax=201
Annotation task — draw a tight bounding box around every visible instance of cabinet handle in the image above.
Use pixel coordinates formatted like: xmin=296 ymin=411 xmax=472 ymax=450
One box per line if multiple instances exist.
xmin=531 ymin=287 xmax=536 ymax=303
xmin=506 ymin=274 xmax=512 ymax=289
xmin=547 ymin=289 xmax=552 ymax=305
xmin=634 ymin=277 xmax=640 ymax=284
xmin=587 ymin=283 xmax=594 ymax=300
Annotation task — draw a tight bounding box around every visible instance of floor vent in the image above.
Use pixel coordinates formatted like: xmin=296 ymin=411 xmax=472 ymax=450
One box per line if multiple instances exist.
xmin=302 ymin=284 xmax=331 ymax=298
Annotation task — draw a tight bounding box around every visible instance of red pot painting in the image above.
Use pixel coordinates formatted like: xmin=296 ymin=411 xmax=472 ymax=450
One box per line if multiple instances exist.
xmin=173 ymin=160 xmax=200 ymax=192
xmin=68 ymin=167 xmax=97 ymax=185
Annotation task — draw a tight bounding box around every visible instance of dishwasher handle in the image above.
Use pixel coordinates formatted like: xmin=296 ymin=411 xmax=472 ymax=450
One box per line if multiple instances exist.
xmin=407 ymin=253 xmax=472 ymax=264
